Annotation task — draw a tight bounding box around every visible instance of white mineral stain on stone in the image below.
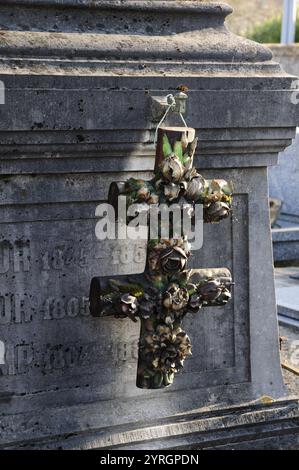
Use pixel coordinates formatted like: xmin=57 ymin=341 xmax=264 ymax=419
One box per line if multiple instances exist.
xmin=0 ymin=341 xmax=5 ymax=364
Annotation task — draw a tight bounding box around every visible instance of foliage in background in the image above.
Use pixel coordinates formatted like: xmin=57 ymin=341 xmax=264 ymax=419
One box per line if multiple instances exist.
xmin=227 ymin=0 xmax=282 ymax=37
xmin=247 ymin=15 xmax=299 ymax=43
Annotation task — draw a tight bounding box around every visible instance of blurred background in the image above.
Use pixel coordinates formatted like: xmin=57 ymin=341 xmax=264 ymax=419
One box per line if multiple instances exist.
xmin=228 ymin=0 xmax=283 ymax=41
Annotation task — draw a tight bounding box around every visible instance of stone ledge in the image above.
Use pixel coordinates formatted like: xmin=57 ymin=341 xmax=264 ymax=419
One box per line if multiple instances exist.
xmin=270 ymin=44 xmax=299 ymax=58
xmin=0 ymin=1 xmax=275 ymax=71
xmin=0 ymin=0 xmax=233 ymax=15
xmin=0 ymin=31 xmax=273 ymax=65
xmin=1 ymin=399 xmax=298 ymax=449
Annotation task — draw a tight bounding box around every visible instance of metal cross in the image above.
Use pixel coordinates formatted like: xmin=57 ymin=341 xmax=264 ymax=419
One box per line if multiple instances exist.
xmin=90 ymin=127 xmax=233 ymax=389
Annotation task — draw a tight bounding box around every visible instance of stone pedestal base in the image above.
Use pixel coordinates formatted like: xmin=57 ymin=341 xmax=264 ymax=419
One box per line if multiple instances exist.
xmin=1 ymin=398 xmax=298 ymax=450
xmin=272 ymin=215 xmax=299 ymax=262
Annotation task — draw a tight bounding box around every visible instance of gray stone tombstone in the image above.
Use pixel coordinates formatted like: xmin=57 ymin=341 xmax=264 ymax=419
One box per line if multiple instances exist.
xmin=269 ymin=130 xmax=299 ymax=262
xmin=268 ymin=46 xmax=299 ymax=262
xmin=0 ymin=0 xmax=298 ymax=449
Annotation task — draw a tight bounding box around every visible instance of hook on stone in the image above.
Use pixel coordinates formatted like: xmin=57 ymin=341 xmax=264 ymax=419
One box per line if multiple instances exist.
xmin=152 ymin=92 xmax=189 ymax=145
xmin=151 ymin=91 xmax=188 ymax=122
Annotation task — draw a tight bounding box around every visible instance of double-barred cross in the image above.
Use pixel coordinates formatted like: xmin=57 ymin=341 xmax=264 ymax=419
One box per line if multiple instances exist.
xmin=90 ymin=127 xmax=233 ymax=389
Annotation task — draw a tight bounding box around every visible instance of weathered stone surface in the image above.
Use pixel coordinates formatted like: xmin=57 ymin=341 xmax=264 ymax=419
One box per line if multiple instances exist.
xmin=269 ymin=132 xmax=299 ymax=262
xmin=276 ymin=267 xmax=299 ymax=321
xmin=1 ymin=398 xmax=298 ymax=450
xmin=268 ymin=46 xmax=299 ymax=262
xmin=271 ymin=44 xmax=299 ymax=78
xmin=273 ymin=224 xmax=299 ymax=262
xmin=270 ymin=131 xmax=299 ymax=218
xmin=0 ymin=0 xmax=298 ymax=448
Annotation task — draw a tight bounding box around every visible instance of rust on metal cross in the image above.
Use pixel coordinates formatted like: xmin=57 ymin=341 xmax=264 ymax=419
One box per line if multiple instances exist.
xmin=90 ymin=127 xmax=233 ymax=389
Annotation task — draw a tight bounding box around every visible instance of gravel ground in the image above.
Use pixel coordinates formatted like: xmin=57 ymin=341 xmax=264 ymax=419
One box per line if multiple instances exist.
xmin=280 ymin=323 xmax=299 ymax=396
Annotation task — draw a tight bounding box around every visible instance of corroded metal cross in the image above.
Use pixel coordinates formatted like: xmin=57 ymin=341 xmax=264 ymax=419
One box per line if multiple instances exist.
xmin=90 ymin=127 xmax=233 ymax=389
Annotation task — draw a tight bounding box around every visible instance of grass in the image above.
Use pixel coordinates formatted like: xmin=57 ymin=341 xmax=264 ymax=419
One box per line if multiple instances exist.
xmin=248 ymin=16 xmax=299 ymax=43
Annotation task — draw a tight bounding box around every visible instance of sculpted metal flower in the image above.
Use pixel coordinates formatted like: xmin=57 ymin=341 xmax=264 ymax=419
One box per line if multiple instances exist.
xmin=163 ymin=283 xmax=189 ymax=311
xmin=160 ymin=154 xmax=184 ymax=182
xmin=160 ymin=246 xmax=189 ymax=274
xmin=147 ymin=250 xmax=160 ymax=272
xmin=189 ymin=293 xmax=202 ymax=311
xmin=197 ymin=279 xmax=222 ymax=302
xmin=164 ymin=182 xmax=181 ymax=201
xmin=219 ymin=289 xmax=232 ymax=304
xmin=185 ymin=174 xmax=205 ymax=201
xmin=210 ymin=179 xmax=232 ymax=195
xmin=147 ymin=239 xmax=190 ymax=274
xmin=147 ymin=193 xmax=159 ymax=204
xmin=204 ymin=201 xmax=231 ymax=222
xmin=120 ymin=293 xmax=138 ymax=315
xmin=138 ymin=299 xmax=155 ymax=319
xmin=136 ymin=187 xmax=151 ymax=202
xmin=140 ymin=324 xmax=192 ymax=387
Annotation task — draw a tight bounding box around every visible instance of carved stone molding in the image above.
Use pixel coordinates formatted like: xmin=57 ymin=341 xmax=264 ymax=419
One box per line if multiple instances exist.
xmin=0 ymin=0 xmax=283 ymax=75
